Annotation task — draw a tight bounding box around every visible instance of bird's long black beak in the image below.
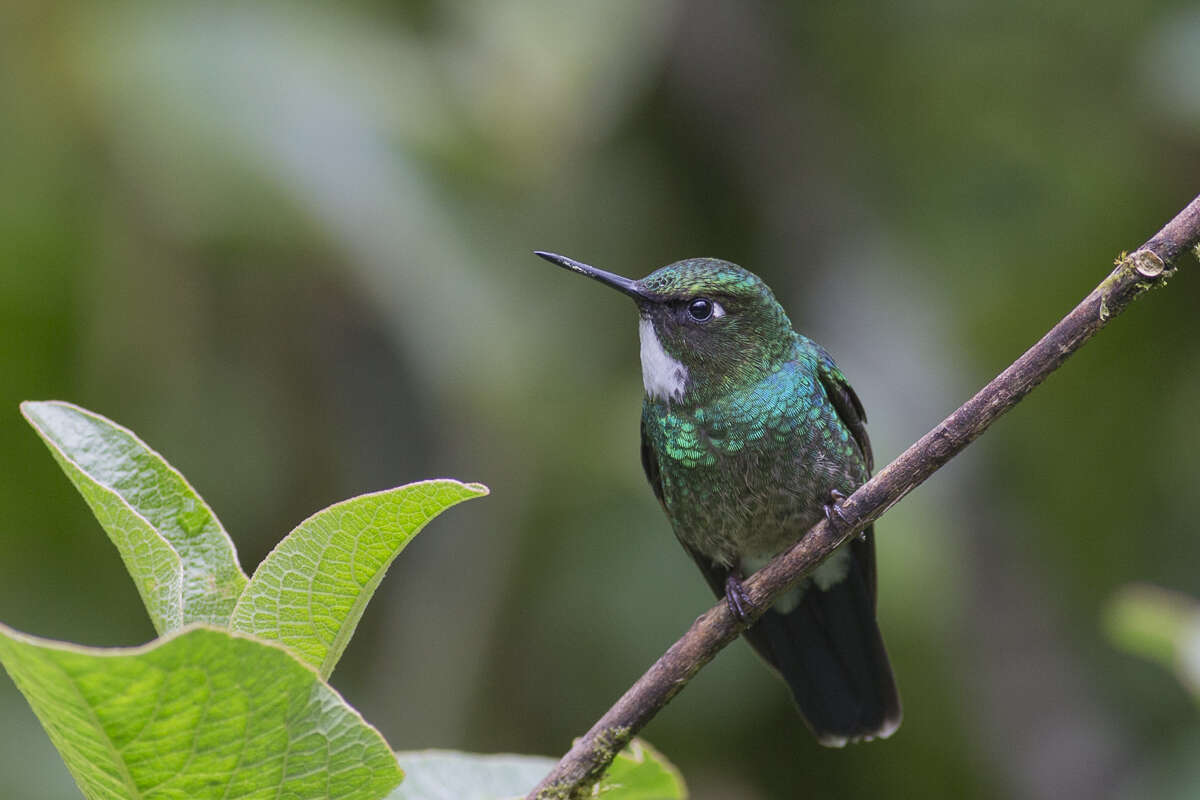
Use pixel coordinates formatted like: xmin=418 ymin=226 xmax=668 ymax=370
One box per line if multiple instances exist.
xmin=534 ymin=251 xmax=646 ymax=301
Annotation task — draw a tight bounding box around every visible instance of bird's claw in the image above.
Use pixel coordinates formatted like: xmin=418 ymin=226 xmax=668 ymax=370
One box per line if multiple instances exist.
xmin=823 ymin=488 xmax=850 ymax=530
xmin=724 ymin=574 xmax=753 ymax=624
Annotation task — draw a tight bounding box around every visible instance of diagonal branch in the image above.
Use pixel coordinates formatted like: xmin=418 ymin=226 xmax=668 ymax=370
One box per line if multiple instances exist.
xmin=528 ymin=192 xmax=1200 ymax=800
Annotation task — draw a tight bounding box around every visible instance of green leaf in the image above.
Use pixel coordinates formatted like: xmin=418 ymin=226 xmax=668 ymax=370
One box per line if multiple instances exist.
xmin=1105 ymin=583 xmax=1200 ymax=699
xmin=22 ymin=401 xmax=248 ymax=633
xmin=388 ymin=740 xmax=686 ymax=800
xmin=0 ymin=623 xmax=403 ymax=800
xmin=231 ymin=480 xmax=488 ymax=678
xmin=595 ymin=739 xmax=687 ymax=799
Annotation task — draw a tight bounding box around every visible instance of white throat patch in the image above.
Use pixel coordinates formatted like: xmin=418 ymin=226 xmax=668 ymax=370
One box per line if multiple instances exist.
xmin=638 ymin=316 xmax=688 ymax=402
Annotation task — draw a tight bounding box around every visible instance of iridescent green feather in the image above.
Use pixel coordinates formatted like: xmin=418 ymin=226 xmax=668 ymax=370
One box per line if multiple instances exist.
xmin=642 ymin=334 xmax=865 ymax=568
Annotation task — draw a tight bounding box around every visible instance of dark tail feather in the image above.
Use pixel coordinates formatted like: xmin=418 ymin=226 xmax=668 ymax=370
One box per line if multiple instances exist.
xmin=742 ymin=542 xmax=901 ymax=746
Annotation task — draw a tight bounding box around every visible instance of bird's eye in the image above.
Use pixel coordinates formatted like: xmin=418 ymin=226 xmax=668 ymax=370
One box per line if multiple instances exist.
xmin=688 ymin=298 xmax=714 ymax=321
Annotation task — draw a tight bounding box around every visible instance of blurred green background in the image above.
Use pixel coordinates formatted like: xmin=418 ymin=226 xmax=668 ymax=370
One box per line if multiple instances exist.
xmin=3 ymin=2 xmax=1200 ymax=798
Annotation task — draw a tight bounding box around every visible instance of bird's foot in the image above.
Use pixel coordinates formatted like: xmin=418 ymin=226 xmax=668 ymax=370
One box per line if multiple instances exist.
xmin=823 ymin=488 xmax=850 ymax=530
xmin=724 ymin=574 xmax=753 ymax=624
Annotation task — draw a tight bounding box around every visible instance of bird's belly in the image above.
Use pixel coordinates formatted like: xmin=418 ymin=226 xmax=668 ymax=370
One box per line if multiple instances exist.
xmin=659 ymin=448 xmax=838 ymax=568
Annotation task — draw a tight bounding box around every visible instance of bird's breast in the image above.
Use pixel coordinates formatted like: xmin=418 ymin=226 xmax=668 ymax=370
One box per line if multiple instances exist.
xmin=645 ymin=368 xmax=864 ymax=567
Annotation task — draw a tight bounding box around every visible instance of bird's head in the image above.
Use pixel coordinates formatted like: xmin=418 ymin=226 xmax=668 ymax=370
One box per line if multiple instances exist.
xmin=536 ymin=252 xmax=794 ymax=404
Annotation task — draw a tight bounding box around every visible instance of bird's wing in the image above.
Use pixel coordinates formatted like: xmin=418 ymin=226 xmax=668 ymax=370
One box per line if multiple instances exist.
xmin=640 ymin=406 xmax=732 ymax=596
xmin=815 ymin=349 xmax=878 ymax=604
xmin=639 ymin=405 xmax=666 ymax=507
xmin=815 ymin=350 xmax=873 ymax=472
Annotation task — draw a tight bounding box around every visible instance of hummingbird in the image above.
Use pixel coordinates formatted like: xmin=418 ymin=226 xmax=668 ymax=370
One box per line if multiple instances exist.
xmin=536 ymin=251 xmax=901 ymax=746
